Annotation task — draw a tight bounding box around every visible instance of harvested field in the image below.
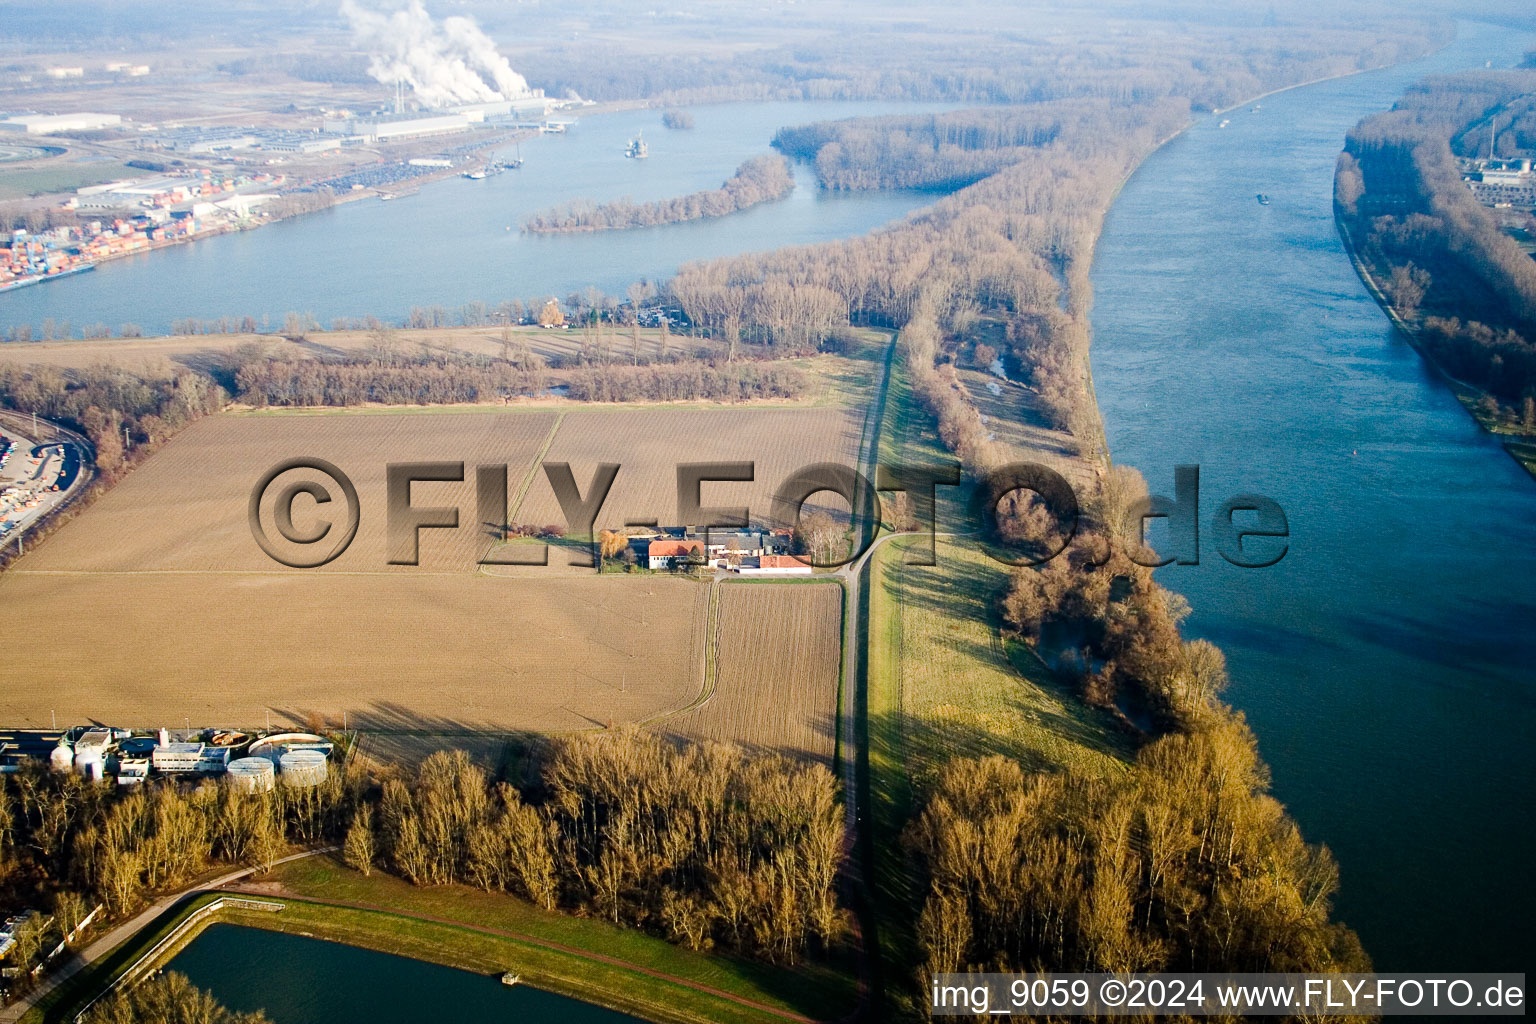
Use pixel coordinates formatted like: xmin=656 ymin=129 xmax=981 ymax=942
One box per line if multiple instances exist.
xmin=514 ymin=406 xmax=864 ymax=541
xmin=21 ymin=408 xmax=559 ymax=574
xmin=668 ymin=580 xmax=843 ymax=762
xmin=0 ymin=572 xmax=708 ymax=737
xmin=1 ymin=403 xmax=863 ymax=753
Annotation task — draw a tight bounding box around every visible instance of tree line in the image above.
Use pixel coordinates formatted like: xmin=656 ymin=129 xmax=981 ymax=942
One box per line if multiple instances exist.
xmin=908 ymin=718 xmax=1368 ymax=986
xmin=0 ymin=731 xmax=843 ymax=993
xmin=524 ymin=154 xmax=793 ymax=233
xmin=563 ymin=361 xmax=806 ymax=403
xmin=773 ymin=101 xmax=1160 ymax=191
xmin=358 ymin=735 xmax=843 ymax=962
xmin=232 ymin=353 xmax=548 ymax=408
xmin=513 ymin=10 xmax=1445 ymax=112
xmin=1337 ymin=70 xmax=1536 ymax=417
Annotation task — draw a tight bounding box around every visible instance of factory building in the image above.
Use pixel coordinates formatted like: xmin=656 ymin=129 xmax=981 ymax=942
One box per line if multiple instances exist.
xmin=322 ymin=110 xmax=479 ymax=142
xmin=151 ymin=126 xmax=346 ymax=156
xmin=450 ymin=96 xmax=551 ymax=121
xmin=0 ymin=112 xmax=122 ymax=134
xmin=255 ymin=131 xmax=346 ymax=154
xmin=159 ymin=126 xmax=258 ymax=153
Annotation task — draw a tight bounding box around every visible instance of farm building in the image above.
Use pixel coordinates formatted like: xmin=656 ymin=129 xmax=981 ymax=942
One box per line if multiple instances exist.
xmin=734 ymin=555 xmax=814 ymax=576
xmin=648 ymin=538 xmax=704 ymax=570
xmin=705 ymin=532 xmax=766 ymax=559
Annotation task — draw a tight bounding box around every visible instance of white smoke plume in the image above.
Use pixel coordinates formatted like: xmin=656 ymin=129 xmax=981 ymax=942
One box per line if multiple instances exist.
xmin=341 ymin=0 xmax=531 ymax=108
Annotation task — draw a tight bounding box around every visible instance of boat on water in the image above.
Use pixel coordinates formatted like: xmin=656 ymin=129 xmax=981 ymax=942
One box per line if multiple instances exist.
xmin=0 ymin=262 xmax=97 ymax=292
xmin=500 ymin=972 xmax=521 ymax=986
xmin=463 ymin=157 xmax=520 ymax=180
xmin=1219 ymin=119 xmax=1230 ymax=128
xmin=1256 ymin=193 xmax=1271 ymax=205
xmin=380 ymin=187 xmax=420 ymax=201
xmin=625 ymin=133 xmax=648 ymax=159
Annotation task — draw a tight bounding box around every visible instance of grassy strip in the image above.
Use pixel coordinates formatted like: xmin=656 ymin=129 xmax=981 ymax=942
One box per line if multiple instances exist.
xmin=26 ymin=858 xmax=859 ymax=1024
xmin=857 ymin=350 xmax=1135 ymax=1018
xmin=860 ymin=539 xmax=917 ymax=1017
xmin=0 ymin=162 xmax=144 ymax=201
xmin=265 ymin=858 xmax=858 ymax=1020
xmin=209 ymin=900 xmax=799 ymax=1024
xmin=22 ymin=891 xmax=232 ymax=1024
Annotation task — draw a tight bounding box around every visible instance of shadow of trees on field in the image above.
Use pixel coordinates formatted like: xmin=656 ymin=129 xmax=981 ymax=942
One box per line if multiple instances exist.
xmin=873 ymin=546 xmax=1138 ymax=773
xmin=267 ymin=700 xmax=541 ymax=772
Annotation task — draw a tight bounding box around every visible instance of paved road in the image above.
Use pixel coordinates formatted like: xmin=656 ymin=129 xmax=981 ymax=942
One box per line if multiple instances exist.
xmin=0 ymin=411 xmax=91 ymax=554
xmin=0 ymin=848 xmax=335 ymax=1024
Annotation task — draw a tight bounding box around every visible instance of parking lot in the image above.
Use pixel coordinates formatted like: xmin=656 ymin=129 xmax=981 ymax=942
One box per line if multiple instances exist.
xmin=0 ymin=420 xmax=82 ymax=549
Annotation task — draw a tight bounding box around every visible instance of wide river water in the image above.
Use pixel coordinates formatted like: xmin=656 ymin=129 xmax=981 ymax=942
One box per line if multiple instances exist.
xmin=1089 ymin=20 xmax=1536 ymax=971
xmin=0 ymin=100 xmax=947 ymax=336
xmin=19 ymin=24 xmax=1535 ymax=1002
xmin=169 ymin=923 xmax=642 ymax=1023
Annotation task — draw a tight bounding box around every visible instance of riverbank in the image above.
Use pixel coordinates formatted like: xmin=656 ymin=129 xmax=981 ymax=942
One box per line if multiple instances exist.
xmin=1334 ymin=201 xmax=1536 ymax=481
xmin=1086 ymin=17 xmax=1536 ymax=971
xmin=20 ymin=855 xmax=858 ymax=1024
xmin=0 ymin=131 xmax=533 ymax=301
xmin=197 ymin=855 xmax=855 ymax=1024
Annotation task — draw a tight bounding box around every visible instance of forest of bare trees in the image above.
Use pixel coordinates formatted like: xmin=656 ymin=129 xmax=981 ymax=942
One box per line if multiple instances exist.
xmin=908 ymin=719 xmax=1368 ymax=983
xmin=524 ymin=154 xmax=793 ymax=233
xmin=510 ymin=6 xmax=1447 ymax=112
xmin=0 ymin=732 xmax=843 ymax=995
xmin=83 ymin=972 xmax=269 ymax=1024
xmin=774 ymin=102 xmax=1165 ymax=191
xmin=1337 ymin=70 xmax=1536 ymax=417
xmin=563 ymin=361 xmax=805 ymax=402
xmin=232 ymin=353 xmax=547 ymax=408
xmin=0 ymin=364 xmax=225 ymax=480
xmin=365 ymin=736 xmax=844 ymax=962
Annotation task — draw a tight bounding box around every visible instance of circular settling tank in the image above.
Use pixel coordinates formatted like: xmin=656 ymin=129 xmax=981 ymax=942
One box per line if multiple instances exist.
xmin=227 ymin=756 xmax=276 ymax=793
xmin=278 ymin=749 xmax=328 ymax=788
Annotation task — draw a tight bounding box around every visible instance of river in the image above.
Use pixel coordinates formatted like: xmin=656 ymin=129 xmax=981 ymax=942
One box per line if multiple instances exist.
xmin=168 ymin=923 xmax=643 ymax=1023
xmin=1089 ymin=20 xmax=1536 ymax=972
xmin=0 ymin=100 xmax=947 ymax=336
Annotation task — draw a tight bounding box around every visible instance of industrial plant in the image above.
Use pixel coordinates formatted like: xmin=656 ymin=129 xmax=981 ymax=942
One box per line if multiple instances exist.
xmin=0 ymin=725 xmax=338 ymax=788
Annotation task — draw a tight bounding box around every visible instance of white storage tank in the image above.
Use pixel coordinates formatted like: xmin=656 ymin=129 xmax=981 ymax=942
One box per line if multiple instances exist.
xmin=49 ymin=739 xmax=73 ymax=772
xmin=278 ymin=749 xmax=328 ymax=788
xmin=226 ymin=756 xmax=275 ymax=794
xmin=75 ymin=749 xmax=105 ymax=780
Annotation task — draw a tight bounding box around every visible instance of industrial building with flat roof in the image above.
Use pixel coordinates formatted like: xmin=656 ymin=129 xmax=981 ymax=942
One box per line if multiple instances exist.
xmin=0 ymin=112 xmax=122 ymax=135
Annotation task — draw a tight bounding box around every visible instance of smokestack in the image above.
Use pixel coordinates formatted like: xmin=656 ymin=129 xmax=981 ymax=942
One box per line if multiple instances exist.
xmin=341 ymin=0 xmax=532 ymax=109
